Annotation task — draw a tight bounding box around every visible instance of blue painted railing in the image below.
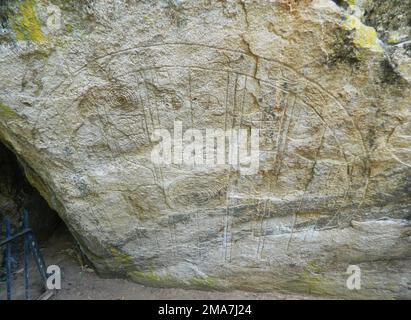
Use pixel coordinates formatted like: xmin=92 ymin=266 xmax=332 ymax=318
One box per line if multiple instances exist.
xmin=0 ymin=209 xmax=48 ymax=300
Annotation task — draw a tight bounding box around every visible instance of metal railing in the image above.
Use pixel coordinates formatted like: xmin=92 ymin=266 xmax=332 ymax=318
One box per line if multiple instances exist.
xmin=1 ymin=209 xmax=49 ymax=300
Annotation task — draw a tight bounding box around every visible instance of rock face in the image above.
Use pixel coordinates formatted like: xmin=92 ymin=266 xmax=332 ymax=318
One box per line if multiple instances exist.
xmin=0 ymin=0 xmax=410 ymax=298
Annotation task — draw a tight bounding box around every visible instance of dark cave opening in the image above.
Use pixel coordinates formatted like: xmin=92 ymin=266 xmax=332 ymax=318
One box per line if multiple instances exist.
xmin=0 ymin=140 xmax=99 ymax=300
xmin=0 ymin=140 xmax=65 ymax=285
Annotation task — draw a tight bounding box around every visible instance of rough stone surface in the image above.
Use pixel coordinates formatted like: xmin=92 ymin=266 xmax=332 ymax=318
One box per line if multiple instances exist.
xmin=0 ymin=0 xmax=410 ymax=298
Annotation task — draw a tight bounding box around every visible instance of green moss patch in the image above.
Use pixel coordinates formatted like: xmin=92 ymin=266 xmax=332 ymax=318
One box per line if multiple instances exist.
xmin=0 ymin=102 xmax=17 ymax=118
xmin=9 ymin=0 xmax=46 ymax=44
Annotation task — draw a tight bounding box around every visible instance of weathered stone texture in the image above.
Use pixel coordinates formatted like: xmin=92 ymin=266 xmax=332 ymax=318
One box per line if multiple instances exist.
xmin=0 ymin=0 xmax=410 ymax=298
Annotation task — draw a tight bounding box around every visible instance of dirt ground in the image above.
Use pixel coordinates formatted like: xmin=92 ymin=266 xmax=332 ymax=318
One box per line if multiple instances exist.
xmin=0 ymin=225 xmax=319 ymax=300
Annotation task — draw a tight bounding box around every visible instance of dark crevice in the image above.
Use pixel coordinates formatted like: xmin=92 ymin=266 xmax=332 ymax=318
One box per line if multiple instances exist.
xmin=331 ymin=0 xmax=349 ymax=10
xmin=0 ymin=140 xmax=64 ymax=252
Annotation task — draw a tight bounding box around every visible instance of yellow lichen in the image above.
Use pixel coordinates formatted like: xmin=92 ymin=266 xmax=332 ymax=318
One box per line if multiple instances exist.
xmin=128 ymin=269 xmax=179 ymax=286
xmin=300 ymin=261 xmax=324 ymax=294
xmin=343 ymin=16 xmax=383 ymax=53
xmin=128 ymin=270 xmax=162 ymax=282
xmin=387 ymin=32 xmax=401 ymax=45
xmin=10 ymin=0 xmax=46 ymax=44
xmin=190 ymin=275 xmax=218 ymax=288
xmin=0 ymin=102 xmax=17 ymax=118
xmin=110 ymin=248 xmax=135 ymax=268
xmin=64 ymin=23 xmax=73 ymax=33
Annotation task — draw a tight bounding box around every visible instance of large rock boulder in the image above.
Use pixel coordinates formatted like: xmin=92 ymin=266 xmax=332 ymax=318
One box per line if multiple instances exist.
xmin=0 ymin=0 xmax=410 ymax=298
